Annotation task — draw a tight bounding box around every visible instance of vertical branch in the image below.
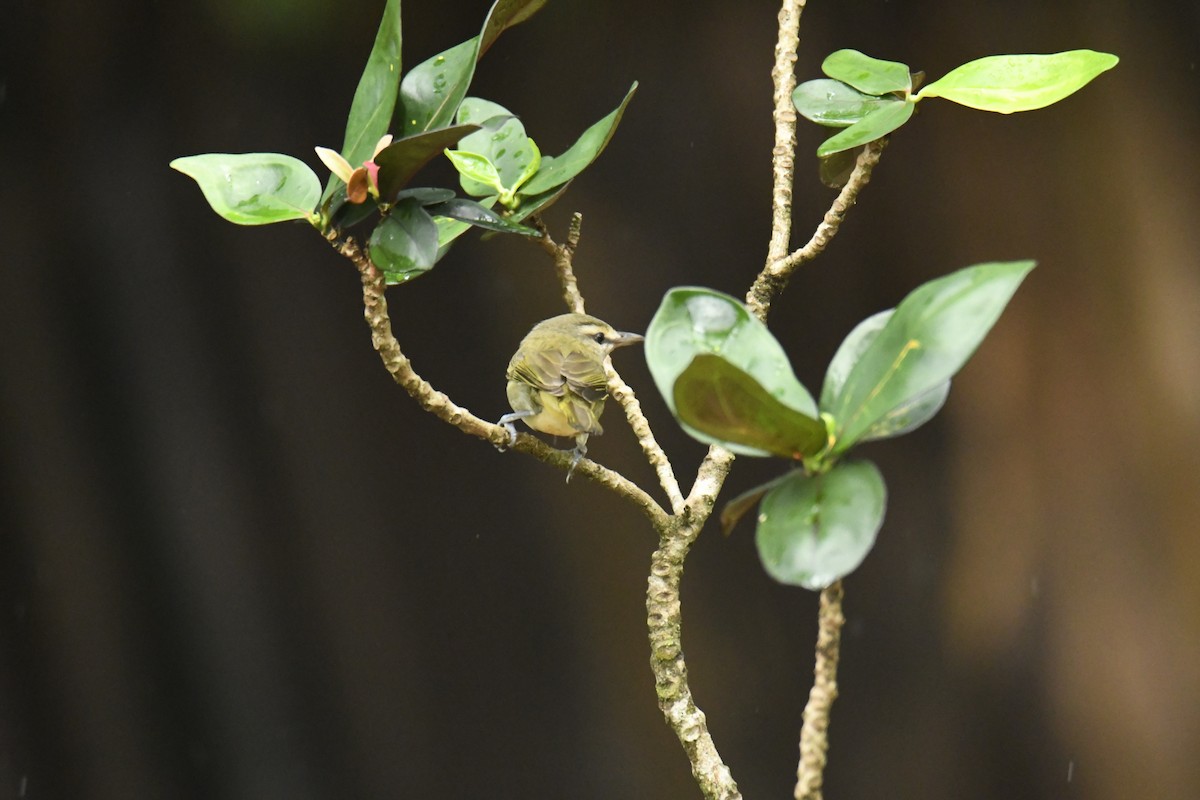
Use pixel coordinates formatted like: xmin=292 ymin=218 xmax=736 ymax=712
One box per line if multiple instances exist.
xmin=794 ymin=581 xmax=845 ymax=800
xmin=765 ymin=0 xmax=806 ymax=270
xmin=533 ymin=213 xmax=586 ymax=314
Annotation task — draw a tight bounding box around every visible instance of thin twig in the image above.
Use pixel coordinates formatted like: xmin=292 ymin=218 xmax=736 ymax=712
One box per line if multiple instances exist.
xmin=747 ymin=139 xmax=887 ymax=318
xmin=331 ymin=232 xmax=669 ymax=528
xmin=532 ymin=213 xmax=586 ymax=313
xmin=794 ymin=581 xmax=845 ymax=800
xmin=605 ymin=362 xmax=686 ymax=514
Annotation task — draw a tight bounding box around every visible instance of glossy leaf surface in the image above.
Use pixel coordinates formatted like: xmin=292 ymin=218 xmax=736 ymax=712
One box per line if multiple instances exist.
xmin=822 ymin=49 xmax=912 ymax=96
xmin=825 ymin=261 xmax=1035 ymax=453
xmin=793 ymin=79 xmax=897 ymax=128
xmin=674 ymin=355 xmax=826 ymax=459
xmin=453 ymin=99 xmax=540 ymax=199
xmin=399 ymin=0 xmax=546 ymax=136
xmin=399 ymin=38 xmax=477 ymax=136
xmin=816 ymin=100 xmax=913 ymax=157
xmin=171 ymin=153 xmax=320 ymax=225
xmin=520 ymin=82 xmax=638 ymax=195
xmin=756 ymin=461 xmax=887 ymax=590
xmin=373 ymin=124 xmax=480 ymax=201
xmin=917 ymin=50 xmax=1119 ymax=113
xmin=425 ymin=198 xmax=538 ymax=236
xmin=322 ymin=0 xmax=402 ymax=204
xmin=646 ymin=287 xmax=817 ymax=456
xmin=368 ymin=199 xmax=439 ymax=284
xmin=821 ymin=310 xmax=949 ymax=443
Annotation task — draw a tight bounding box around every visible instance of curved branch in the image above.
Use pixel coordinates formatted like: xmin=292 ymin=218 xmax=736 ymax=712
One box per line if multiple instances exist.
xmin=747 ymin=139 xmax=887 ymax=318
xmin=532 ymin=212 xmax=586 ymax=314
xmin=332 ymin=232 xmax=669 ymax=528
xmin=606 ymin=363 xmax=686 ymax=515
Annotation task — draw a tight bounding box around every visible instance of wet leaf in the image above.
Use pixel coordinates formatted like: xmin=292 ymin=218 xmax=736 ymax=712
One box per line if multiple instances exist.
xmin=793 ymin=79 xmax=898 ymax=128
xmin=756 ymin=461 xmax=886 ymax=590
xmin=171 ymin=153 xmax=320 ymax=225
xmin=368 ymin=199 xmax=439 ymax=284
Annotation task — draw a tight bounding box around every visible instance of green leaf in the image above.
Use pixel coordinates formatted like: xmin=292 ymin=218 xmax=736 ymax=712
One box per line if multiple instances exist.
xmin=395 ymin=187 xmax=456 ymax=205
xmin=426 ymin=198 xmax=539 ymax=236
xmin=645 ymin=287 xmax=817 ymax=456
xmin=444 ymin=149 xmax=505 ymax=195
xmin=433 ymin=195 xmax=498 ymax=253
xmin=825 ymin=260 xmax=1036 ymax=453
xmin=719 ymin=473 xmax=792 ymax=537
xmin=368 ymin=199 xmax=440 ymax=284
xmin=373 ymin=124 xmax=480 ymax=201
xmin=756 ymin=461 xmax=887 ymax=590
xmin=399 ymin=38 xmax=478 ymax=137
xmin=817 ymin=147 xmax=861 ymax=189
xmin=453 ymin=100 xmax=540 ymax=199
xmin=520 ymin=82 xmax=638 ymax=196
xmin=399 ymin=0 xmax=547 ymax=136
xmin=479 ymin=0 xmax=548 ymax=56
xmin=322 ymin=0 xmax=403 ymax=204
xmin=793 ymin=79 xmax=898 ymax=128
xmin=170 ymin=153 xmax=321 ymax=225
xmin=673 ymin=354 xmax=827 ymax=459
xmin=820 ymin=310 xmax=949 ymax=443
xmin=506 ymin=182 xmax=570 ymax=222
xmin=822 ymin=49 xmax=912 ymax=96
xmin=816 ymin=100 xmax=913 ymax=157
xmin=916 ymin=50 xmax=1119 ymax=113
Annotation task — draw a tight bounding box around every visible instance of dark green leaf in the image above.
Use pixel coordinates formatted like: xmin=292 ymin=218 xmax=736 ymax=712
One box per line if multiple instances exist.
xmin=368 ymin=199 xmax=440 ymax=284
xmin=396 ymin=187 xmax=456 ymax=205
xmin=756 ymin=461 xmax=886 ymax=590
xmin=506 ymin=182 xmax=570 ymax=221
xmin=916 ymin=50 xmax=1119 ymax=113
xmin=719 ymin=474 xmax=792 ymax=537
xmin=793 ymin=79 xmax=897 ymax=128
xmin=825 ymin=261 xmax=1035 ymax=453
xmin=426 ymin=198 xmax=539 ymax=235
xmin=399 ymin=0 xmax=547 ymax=137
xmin=329 ymin=185 xmax=379 ymax=229
xmin=322 ymin=0 xmax=403 ymax=204
xmin=399 ymin=38 xmax=479 ymax=136
xmin=170 ymin=153 xmax=320 ymax=225
xmin=373 ymin=124 xmax=480 ymax=201
xmin=479 ymin=0 xmax=548 ymax=56
xmin=520 ymin=82 xmax=638 ymax=196
xmin=816 ymin=100 xmax=913 ymax=157
xmin=645 ymin=287 xmax=817 ymax=456
xmin=818 ymin=147 xmax=861 ymax=188
xmin=674 ymin=355 xmax=826 ymax=459
xmin=822 ymin=49 xmax=912 ymax=96
xmin=433 ymin=195 xmax=498 ymax=253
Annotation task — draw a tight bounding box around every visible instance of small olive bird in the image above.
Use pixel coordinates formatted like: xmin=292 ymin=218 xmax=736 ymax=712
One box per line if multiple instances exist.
xmin=498 ymin=313 xmax=644 ymax=474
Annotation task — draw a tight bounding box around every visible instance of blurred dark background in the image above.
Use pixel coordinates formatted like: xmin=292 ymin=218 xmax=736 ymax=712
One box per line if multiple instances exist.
xmin=3 ymin=0 xmax=1199 ymax=797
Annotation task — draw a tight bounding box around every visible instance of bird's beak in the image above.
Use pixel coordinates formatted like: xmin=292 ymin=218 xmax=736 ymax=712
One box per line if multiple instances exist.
xmin=613 ymin=331 xmax=644 ymax=348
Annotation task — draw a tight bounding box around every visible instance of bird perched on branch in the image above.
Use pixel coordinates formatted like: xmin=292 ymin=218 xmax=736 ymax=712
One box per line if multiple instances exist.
xmin=498 ymin=313 xmax=644 ymax=476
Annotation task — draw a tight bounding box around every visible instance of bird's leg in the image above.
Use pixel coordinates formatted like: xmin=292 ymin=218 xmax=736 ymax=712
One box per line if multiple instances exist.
xmin=496 ymin=410 xmax=534 ymax=450
xmin=565 ymin=433 xmax=589 ymax=483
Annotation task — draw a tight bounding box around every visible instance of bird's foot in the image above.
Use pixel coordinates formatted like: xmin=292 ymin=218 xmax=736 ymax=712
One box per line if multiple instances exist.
xmin=565 ymin=435 xmax=589 ymax=483
xmin=495 ymin=411 xmax=531 ymax=451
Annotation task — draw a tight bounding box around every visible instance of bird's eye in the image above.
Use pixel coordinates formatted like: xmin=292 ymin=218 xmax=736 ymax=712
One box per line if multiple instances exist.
xmin=593 ymin=332 xmax=607 ymax=344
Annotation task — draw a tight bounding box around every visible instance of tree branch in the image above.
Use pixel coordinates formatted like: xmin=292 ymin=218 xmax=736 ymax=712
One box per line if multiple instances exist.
xmin=331 ymin=232 xmax=669 ymax=528
xmin=794 ymin=581 xmax=845 ymax=800
xmin=532 ymin=212 xmax=586 ymax=314
xmin=747 ymin=139 xmax=887 ymax=318
xmin=606 ymin=363 xmax=686 ymax=515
